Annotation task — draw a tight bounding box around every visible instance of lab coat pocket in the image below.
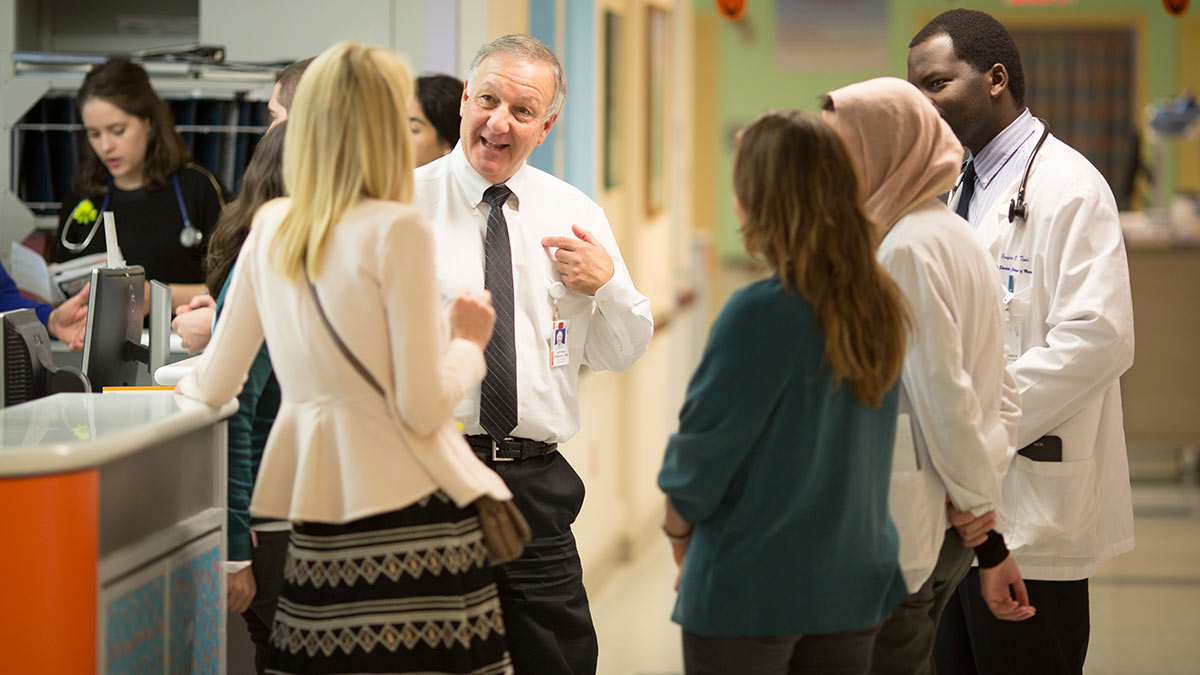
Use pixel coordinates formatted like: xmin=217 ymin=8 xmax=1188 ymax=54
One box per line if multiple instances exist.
xmin=1002 ymin=455 xmax=1099 ymax=554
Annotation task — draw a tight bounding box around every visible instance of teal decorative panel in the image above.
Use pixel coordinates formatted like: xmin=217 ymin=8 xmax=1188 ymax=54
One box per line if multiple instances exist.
xmin=105 ymin=577 xmax=165 ymax=674
xmin=169 ymin=545 xmax=220 ymax=674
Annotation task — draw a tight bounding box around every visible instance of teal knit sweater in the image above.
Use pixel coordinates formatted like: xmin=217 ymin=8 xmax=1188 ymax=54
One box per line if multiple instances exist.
xmin=216 ymin=276 xmax=281 ymax=562
xmin=658 ymin=277 xmax=908 ymax=637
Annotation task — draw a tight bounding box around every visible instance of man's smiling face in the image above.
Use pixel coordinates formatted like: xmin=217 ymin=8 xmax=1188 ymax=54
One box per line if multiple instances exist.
xmin=459 ymin=53 xmax=558 ymax=184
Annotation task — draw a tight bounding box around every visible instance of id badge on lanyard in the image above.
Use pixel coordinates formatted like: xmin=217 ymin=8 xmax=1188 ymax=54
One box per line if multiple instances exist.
xmin=551 ymin=316 xmax=570 ymax=367
xmin=549 ymin=281 xmax=569 ymax=368
xmin=1002 ymin=275 xmax=1022 ymax=364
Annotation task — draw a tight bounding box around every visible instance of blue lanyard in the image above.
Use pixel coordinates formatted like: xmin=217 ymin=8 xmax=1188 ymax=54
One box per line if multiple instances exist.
xmin=171 ymin=173 xmax=194 ymax=232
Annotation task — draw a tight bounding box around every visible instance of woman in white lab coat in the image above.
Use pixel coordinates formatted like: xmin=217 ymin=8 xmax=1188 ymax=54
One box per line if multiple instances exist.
xmin=823 ymin=77 xmax=1032 ymax=675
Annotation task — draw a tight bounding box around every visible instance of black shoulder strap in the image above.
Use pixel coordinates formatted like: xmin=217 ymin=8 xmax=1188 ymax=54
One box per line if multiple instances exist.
xmin=306 ymin=280 xmax=386 ymax=397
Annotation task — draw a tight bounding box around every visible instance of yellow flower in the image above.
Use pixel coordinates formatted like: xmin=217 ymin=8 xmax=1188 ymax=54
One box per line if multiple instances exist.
xmin=71 ymin=199 xmax=98 ymax=225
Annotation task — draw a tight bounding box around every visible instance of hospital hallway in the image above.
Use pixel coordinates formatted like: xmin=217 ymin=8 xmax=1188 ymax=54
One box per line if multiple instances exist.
xmin=10 ymin=2 xmax=1200 ymax=672
xmin=588 ymin=472 xmax=1200 ymax=675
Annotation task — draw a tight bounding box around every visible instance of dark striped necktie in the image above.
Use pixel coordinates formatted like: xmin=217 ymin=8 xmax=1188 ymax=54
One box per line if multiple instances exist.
xmin=955 ymin=159 xmax=977 ymax=221
xmin=479 ymin=184 xmax=518 ymax=442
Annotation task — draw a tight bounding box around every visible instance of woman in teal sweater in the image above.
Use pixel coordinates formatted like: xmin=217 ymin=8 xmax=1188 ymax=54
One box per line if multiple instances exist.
xmin=203 ymin=122 xmax=287 ymax=674
xmin=658 ymin=110 xmax=911 ymax=675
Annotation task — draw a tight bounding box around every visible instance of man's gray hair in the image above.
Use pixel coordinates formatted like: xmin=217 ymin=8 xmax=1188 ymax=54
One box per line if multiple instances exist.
xmin=465 ymin=34 xmax=566 ymax=119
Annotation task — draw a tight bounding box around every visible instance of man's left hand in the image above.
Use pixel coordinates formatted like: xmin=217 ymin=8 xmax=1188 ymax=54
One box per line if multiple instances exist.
xmin=541 ymin=225 xmax=614 ymax=296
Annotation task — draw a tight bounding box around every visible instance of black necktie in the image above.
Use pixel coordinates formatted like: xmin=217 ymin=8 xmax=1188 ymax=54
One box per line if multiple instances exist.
xmin=479 ymin=184 xmax=518 ymax=441
xmin=955 ymin=160 xmax=977 ymax=221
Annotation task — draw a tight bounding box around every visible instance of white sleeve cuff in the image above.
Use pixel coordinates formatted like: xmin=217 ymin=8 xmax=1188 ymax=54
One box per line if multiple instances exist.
xmin=592 ymin=274 xmax=642 ymax=314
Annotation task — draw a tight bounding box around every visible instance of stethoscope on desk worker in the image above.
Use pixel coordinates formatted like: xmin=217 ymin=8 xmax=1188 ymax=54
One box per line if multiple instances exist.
xmin=60 ymin=173 xmax=203 ymax=252
xmin=1006 ymin=118 xmax=1051 ymax=224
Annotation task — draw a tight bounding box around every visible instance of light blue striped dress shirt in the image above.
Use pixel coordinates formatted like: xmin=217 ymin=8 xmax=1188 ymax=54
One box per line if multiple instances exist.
xmin=957 ymin=109 xmax=1041 ymax=229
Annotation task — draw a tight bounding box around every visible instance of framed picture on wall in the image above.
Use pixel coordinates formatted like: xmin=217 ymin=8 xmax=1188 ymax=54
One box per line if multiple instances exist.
xmin=1009 ymin=27 xmax=1137 ymax=209
xmin=775 ymin=0 xmax=887 ymax=70
xmin=645 ymin=5 xmax=669 ymax=216
xmin=604 ymin=11 xmax=622 ymax=190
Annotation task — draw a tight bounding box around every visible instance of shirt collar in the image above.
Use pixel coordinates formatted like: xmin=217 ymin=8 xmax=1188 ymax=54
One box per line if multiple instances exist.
xmin=973 ymin=108 xmax=1037 ymax=189
xmin=449 ymin=141 xmax=529 ymax=210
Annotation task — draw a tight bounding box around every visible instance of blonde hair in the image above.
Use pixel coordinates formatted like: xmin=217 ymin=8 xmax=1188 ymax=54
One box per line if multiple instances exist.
xmin=734 ymin=110 xmax=909 ymax=408
xmin=272 ymin=42 xmax=415 ymax=280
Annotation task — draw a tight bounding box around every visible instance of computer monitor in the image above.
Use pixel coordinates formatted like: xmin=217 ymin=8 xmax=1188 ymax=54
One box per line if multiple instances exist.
xmin=1 ymin=308 xmax=90 ymax=407
xmin=147 ymin=279 xmax=172 ymax=379
xmin=82 ymin=266 xmax=147 ymax=392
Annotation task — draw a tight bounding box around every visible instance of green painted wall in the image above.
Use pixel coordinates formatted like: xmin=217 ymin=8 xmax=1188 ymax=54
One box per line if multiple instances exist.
xmin=699 ymin=0 xmax=1184 ymax=260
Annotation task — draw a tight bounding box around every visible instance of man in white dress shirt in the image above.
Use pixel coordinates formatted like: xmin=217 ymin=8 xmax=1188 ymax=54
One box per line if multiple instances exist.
xmin=413 ymin=34 xmax=653 ymax=675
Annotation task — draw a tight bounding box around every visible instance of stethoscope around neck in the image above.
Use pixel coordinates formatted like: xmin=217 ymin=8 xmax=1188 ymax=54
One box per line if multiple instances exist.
xmin=1006 ymin=118 xmax=1051 ymax=224
xmin=60 ymin=173 xmax=203 ymax=252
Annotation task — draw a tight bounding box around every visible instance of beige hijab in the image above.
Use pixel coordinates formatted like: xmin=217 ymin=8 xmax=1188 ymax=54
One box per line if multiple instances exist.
xmin=823 ymin=77 xmax=963 ymax=234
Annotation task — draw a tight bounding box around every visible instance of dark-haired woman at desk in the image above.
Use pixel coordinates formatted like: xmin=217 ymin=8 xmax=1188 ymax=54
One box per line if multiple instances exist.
xmin=52 ymin=57 xmax=225 ymax=309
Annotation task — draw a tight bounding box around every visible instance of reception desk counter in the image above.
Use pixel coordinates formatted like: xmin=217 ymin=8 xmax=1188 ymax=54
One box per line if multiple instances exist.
xmin=0 ymin=392 xmax=234 ymax=674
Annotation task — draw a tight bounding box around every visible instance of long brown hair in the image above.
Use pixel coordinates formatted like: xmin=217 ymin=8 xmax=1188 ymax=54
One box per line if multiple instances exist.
xmin=734 ymin=109 xmax=909 ymax=408
xmin=74 ymin=57 xmax=189 ymax=196
xmin=204 ymin=122 xmax=288 ymax=294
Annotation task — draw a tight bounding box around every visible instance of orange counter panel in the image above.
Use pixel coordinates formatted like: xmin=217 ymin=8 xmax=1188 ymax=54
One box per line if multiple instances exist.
xmin=0 ymin=470 xmax=99 ymax=674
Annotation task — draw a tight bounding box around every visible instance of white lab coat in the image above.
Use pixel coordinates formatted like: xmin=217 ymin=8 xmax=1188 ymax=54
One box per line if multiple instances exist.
xmin=878 ymin=200 xmax=1021 ymax=592
xmin=950 ymin=131 xmax=1135 ymax=581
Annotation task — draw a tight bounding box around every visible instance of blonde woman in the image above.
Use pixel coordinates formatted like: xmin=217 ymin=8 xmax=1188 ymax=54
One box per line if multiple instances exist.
xmin=176 ymin=43 xmax=513 ymax=674
xmin=657 ymin=110 xmax=910 ymax=675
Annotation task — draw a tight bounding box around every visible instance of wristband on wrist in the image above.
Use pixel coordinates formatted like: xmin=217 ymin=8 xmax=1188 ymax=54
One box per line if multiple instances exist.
xmin=974 ymin=530 xmax=1009 ymax=569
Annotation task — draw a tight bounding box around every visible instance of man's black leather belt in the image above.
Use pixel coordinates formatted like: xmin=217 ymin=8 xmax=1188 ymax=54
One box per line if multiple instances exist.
xmin=465 ymin=435 xmax=558 ymax=462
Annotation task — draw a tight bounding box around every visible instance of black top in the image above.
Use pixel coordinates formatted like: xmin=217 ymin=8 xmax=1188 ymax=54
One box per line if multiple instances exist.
xmin=53 ymin=163 xmax=226 ymax=284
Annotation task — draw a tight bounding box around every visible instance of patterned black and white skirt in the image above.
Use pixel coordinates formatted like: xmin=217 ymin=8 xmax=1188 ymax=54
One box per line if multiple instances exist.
xmin=265 ymin=492 xmax=512 ymax=674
